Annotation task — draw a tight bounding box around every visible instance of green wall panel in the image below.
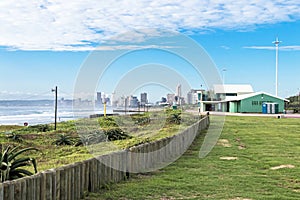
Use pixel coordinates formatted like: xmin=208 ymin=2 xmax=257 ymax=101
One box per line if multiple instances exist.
xmin=239 ymin=94 xmax=284 ymax=113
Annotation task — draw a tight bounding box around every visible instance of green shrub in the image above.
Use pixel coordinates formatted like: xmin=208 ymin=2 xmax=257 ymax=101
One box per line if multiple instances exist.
xmin=74 ymin=132 xmax=107 ymax=146
xmin=30 ymin=124 xmax=51 ymax=132
xmin=130 ymin=113 xmax=151 ymax=125
xmin=52 ymin=134 xmax=74 ymax=146
xmin=166 ymin=109 xmax=182 ymax=125
xmin=103 ymin=128 xmax=131 ymax=141
xmin=19 ymin=124 xmax=51 ymax=133
xmin=0 ymin=145 xmax=38 ymax=182
xmin=7 ymin=133 xmax=23 ymax=143
xmin=98 ymin=117 xmax=118 ymax=128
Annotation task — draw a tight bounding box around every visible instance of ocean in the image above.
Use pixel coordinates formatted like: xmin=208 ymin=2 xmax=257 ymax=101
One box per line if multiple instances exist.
xmin=0 ymin=100 xmax=109 ymax=126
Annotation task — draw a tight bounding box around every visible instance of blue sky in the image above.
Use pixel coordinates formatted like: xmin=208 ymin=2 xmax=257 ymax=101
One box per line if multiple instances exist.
xmin=0 ymin=1 xmax=300 ymax=102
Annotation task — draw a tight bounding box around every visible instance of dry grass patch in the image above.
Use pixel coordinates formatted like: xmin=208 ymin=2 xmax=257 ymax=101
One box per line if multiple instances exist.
xmin=217 ymin=139 xmax=232 ymax=147
xmin=219 ymin=156 xmax=238 ymax=160
xmin=270 ymin=164 xmax=295 ymax=170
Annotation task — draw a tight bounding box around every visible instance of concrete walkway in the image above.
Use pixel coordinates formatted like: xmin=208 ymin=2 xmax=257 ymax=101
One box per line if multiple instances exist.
xmin=208 ymin=111 xmax=300 ymax=118
xmin=186 ymin=110 xmax=300 ymax=118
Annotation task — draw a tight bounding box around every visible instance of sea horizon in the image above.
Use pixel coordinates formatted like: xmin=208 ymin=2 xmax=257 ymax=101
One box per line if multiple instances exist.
xmin=0 ymin=99 xmax=113 ymax=126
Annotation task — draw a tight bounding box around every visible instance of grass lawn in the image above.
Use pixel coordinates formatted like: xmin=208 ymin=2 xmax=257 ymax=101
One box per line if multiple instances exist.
xmin=86 ymin=116 xmax=300 ymax=200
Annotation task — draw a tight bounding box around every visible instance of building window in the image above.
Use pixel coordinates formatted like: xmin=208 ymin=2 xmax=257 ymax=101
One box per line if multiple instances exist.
xmin=252 ymin=101 xmax=258 ymax=105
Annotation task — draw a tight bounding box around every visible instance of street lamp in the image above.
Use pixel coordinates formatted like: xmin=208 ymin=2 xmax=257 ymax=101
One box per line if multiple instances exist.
xmin=297 ymin=88 xmax=300 ymax=108
xmin=52 ymin=86 xmax=58 ymax=130
xmin=272 ymin=37 xmax=281 ymax=97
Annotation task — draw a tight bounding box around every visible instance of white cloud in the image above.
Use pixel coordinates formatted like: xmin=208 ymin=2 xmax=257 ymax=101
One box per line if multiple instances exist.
xmin=0 ymin=90 xmax=68 ymax=100
xmin=94 ymin=44 xmax=182 ymax=51
xmin=220 ymin=45 xmax=230 ymax=50
xmin=244 ymin=46 xmax=275 ymax=50
xmin=244 ymin=45 xmax=300 ymax=51
xmin=0 ymin=0 xmax=300 ymax=51
xmin=280 ymin=46 xmax=300 ymax=51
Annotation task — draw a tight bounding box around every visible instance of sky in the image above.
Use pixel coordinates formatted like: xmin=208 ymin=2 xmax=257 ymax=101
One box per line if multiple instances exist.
xmin=0 ymin=0 xmax=300 ymax=102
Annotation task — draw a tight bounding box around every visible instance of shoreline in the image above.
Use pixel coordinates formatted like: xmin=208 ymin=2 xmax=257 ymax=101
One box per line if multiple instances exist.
xmin=0 ymin=106 xmax=166 ymax=126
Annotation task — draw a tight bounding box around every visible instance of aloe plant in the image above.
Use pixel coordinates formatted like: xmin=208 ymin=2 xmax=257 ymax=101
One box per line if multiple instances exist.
xmin=52 ymin=134 xmax=74 ymax=146
xmin=166 ymin=109 xmax=182 ymax=125
xmin=0 ymin=145 xmax=38 ymax=182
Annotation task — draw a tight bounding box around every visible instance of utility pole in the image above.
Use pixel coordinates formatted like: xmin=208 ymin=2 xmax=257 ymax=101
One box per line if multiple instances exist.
xmin=52 ymin=86 xmax=58 ymax=130
xmin=273 ymin=37 xmax=281 ymax=97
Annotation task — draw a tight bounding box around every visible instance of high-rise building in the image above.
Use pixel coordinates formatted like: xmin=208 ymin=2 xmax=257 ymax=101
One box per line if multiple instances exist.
xmin=187 ymin=91 xmax=194 ymax=104
xmin=186 ymin=89 xmax=205 ymax=104
xmin=96 ymin=92 xmax=102 ymax=104
xmin=140 ymin=92 xmax=148 ymax=106
xmin=111 ymin=92 xmax=118 ymax=107
xmin=129 ymin=95 xmax=139 ymax=107
xmin=176 ymin=84 xmax=182 ymax=98
xmin=161 ymin=97 xmax=167 ymax=103
xmin=167 ymin=93 xmax=175 ymax=105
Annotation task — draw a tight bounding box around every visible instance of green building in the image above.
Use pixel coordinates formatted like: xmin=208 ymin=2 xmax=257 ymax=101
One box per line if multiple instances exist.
xmin=224 ymin=92 xmax=288 ymax=113
xmin=199 ymin=84 xmax=289 ymax=113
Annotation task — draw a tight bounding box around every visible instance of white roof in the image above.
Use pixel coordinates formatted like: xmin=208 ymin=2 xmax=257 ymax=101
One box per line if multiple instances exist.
xmin=214 ymin=84 xmax=254 ymax=94
xmin=224 ymin=91 xmax=289 ymax=102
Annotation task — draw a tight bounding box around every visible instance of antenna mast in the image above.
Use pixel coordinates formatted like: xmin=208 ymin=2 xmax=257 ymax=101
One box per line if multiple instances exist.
xmin=272 ymin=37 xmax=281 ymax=97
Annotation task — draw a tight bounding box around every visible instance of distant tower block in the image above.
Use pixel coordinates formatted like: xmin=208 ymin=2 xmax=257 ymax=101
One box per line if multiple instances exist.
xmin=140 ymin=92 xmax=148 ymax=106
xmin=97 ymin=92 xmax=102 ymax=104
xmin=111 ymin=92 xmax=116 ymax=106
xmin=176 ymin=84 xmax=182 ymax=97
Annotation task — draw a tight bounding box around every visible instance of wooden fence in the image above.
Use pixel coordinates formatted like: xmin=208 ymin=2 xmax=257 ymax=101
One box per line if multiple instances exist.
xmin=0 ymin=116 xmax=209 ymax=200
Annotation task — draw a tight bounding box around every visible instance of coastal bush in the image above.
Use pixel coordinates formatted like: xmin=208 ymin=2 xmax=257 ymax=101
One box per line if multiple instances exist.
xmin=74 ymin=132 xmax=107 ymax=146
xmin=166 ymin=109 xmax=182 ymax=125
xmin=7 ymin=133 xmax=23 ymax=143
xmin=98 ymin=116 xmax=118 ymax=128
xmin=74 ymin=135 xmax=90 ymax=146
xmin=130 ymin=113 xmax=151 ymax=125
xmin=13 ymin=124 xmax=52 ymax=134
xmin=29 ymin=124 xmax=51 ymax=132
xmin=52 ymin=134 xmax=74 ymax=146
xmin=103 ymin=128 xmax=131 ymax=141
xmin=0 ymin=145 xmax=38 ymax=182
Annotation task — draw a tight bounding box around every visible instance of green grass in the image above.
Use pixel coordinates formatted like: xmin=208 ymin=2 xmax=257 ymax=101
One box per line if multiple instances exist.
xmin=0 ymin=110 xmax=200 ymax=172
xmin=0 ymin=125 xmax=23 ymax=132
xmin=0 ymin=121 xmax=92 ymax=172
xmin=85 ymin=116 xmax=300 ymax=200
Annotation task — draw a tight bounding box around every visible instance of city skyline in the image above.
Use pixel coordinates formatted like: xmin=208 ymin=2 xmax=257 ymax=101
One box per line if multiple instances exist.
xmin=1 ymin=1 xmax=300 ymax=100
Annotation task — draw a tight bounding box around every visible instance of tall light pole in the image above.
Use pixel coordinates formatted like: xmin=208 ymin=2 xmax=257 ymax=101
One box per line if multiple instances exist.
xmin=273 ymin=37 xmax=281 ymax=96
xmin=52 ymin=86 xmax=58 ymax=130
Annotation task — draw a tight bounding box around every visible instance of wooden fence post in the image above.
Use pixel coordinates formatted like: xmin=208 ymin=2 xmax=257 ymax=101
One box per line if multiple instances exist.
xmin=12 ymin=180 xmax=21 ymax=200
xmin=40 ymin=171 xmax=47 ymax=200
xmin=125 ymin=149 xmax=131 ymax=178
xmin=19 ymin=178 xmax=27 ymax=200
xmin=88 ymin=159 xmax=95 ymax=192
xmin=34 ymin=173 xmax=41 ymax=200
xmin=2 ymin=181 xmax=12 ymax=200
xmin=120 ymin=150 xmax=127 ymax=180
